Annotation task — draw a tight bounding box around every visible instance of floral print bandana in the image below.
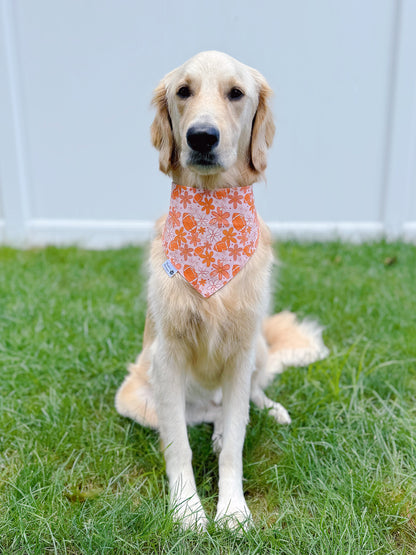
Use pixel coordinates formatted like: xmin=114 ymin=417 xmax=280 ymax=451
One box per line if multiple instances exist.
xmin=162 ymin=183 xmax=260 ymax=298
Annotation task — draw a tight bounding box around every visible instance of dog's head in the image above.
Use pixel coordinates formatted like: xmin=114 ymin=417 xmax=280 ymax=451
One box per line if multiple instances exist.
xmin=151 ymin=51 xmax=275 ymax=185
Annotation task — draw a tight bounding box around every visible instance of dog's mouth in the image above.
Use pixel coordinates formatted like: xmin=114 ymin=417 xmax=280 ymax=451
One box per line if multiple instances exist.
xmin=187 ymin=152 xmax=224 ymax=174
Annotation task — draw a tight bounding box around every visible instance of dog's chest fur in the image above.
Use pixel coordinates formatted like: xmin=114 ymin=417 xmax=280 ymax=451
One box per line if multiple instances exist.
xmin=148 ymin=215 xmax=273 ymax=389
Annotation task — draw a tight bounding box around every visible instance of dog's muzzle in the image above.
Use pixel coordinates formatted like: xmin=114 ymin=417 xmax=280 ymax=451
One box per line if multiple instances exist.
xmin=185 ymin=125 xmax=223 ymax=171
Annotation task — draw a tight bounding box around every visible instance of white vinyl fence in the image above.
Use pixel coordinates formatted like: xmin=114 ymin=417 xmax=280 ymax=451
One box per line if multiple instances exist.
xmin=1 ymin=0 xmax=415 ymax=247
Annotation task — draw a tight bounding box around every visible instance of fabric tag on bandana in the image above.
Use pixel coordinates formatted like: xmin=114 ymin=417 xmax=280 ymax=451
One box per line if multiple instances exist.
xmin=162 ymin=259 xmax=178 ymax=277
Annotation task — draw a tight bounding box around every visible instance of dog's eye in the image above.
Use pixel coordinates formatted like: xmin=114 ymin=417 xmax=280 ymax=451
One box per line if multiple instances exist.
xmin=177 ymin=85 xmax=192 ymax=99
xmin=228 ymin=87 xmax=244 ymax=101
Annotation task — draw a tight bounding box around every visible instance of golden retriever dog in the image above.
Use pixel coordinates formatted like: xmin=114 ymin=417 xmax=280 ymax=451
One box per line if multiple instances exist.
xmin=115 ymin=51 xmax=328 ymax=531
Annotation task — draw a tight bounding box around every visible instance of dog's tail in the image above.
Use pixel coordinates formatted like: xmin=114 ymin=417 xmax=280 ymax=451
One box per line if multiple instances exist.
xmin=262 ymin=311 xmax=329 ymax=383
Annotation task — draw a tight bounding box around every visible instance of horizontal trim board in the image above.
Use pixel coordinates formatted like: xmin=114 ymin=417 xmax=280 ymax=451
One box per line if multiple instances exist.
xmin=403 ymin=222 xmax=416 ymax=243
xmin=27 ymin=219 xmax=155 ymax=248
xmin=267 ymin=222 xmax=385 ymax=243
xmin=0 ymin=219 xmax=414 ymax=248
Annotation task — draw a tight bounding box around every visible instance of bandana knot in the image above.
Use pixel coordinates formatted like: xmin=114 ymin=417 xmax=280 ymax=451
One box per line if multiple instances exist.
xmin=162 ymin=183 xmax=259 ymax=298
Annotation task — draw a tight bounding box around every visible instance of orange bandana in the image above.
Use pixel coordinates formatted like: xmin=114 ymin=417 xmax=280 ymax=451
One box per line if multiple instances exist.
xmin=162 ymin=183 xmax=259 ymax=298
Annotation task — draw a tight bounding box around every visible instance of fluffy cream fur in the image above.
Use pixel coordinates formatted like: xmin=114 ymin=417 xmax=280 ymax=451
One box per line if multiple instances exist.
xmin=115 ymin=51 xmax=328 ymax=531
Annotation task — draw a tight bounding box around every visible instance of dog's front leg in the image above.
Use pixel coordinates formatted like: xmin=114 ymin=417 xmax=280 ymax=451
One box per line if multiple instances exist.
xmin=152 ymin=346 xmax=207 ymax=530
xmin=215 ymin=351 xmax=254 ymax=530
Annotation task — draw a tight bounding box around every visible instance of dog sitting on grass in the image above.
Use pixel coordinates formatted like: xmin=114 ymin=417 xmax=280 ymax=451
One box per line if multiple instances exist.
xmin=116 ymin=51 xmax=328 ymax=531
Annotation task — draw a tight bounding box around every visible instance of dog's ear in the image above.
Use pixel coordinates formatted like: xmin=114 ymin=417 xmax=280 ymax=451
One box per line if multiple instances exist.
xmin=151 ymin=81 xmax=175 ymax=175
xmin=250 ymin=74 xmax=275 ymax=174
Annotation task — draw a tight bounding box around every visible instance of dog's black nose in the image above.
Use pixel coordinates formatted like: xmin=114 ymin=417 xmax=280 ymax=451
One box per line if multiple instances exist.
xmin=186 ymin=126 xmax=220 ymax=154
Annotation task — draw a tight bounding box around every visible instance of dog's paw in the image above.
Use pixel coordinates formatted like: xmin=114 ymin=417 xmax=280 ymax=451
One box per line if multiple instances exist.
xmin=269 ymin=402 xmax=292 ymax=425
xmin=215 ymin=497 xmax=253 ymax=532
xmin=172 ymin=495 xmax=208 ymax=531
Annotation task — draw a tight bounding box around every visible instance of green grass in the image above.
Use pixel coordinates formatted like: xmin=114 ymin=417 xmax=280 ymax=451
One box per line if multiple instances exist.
xmin=0 ymin=242 xmax=415 ymax=554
